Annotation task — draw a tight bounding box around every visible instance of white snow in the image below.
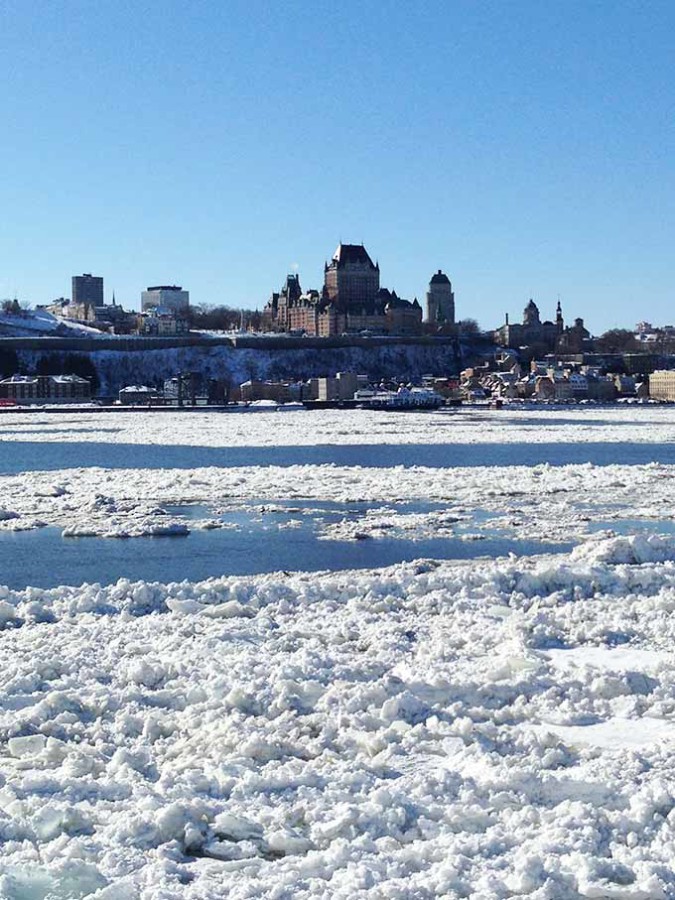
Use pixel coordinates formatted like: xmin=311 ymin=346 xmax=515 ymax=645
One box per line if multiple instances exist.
xmin=1 ymin=403 xmax=675 ymax=448
xmin=1 ymin=406 xmax=675 ymax=896
xmin=0 ymin=455 xmax=672 ymax=543
xmin=0 ymin=308 xmax=104 ymax=336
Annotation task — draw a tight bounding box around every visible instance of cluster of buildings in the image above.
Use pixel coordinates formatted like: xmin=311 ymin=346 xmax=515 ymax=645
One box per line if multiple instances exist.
xmin=5 ymin=250 xmax=675 ymax=409
xmin=117 ymin=372 xmax=371 ymax=406
xmin=5 ymin=253 xmax=674 ymax=358
xmin=28 ymin=246 xmax=459 ymax=340
xmin=4 ymin=361 xmax=675 ymax=408
xmin=118 ymin=373 xmax=234 ymax=407
xmin=42 ymin=276 xmax=190 ymax=335
xmin=494 ymin=299 xmax=592 ymax=354
xmin=634 ymin=322 xmax=675 ymax=348
xmin=115 ymin=371 xmax=456 ymax=408
xmin=262 ymin=243 xmax=455 ymax=336
xmin=460 ymin=355 xmax=647 ymax=402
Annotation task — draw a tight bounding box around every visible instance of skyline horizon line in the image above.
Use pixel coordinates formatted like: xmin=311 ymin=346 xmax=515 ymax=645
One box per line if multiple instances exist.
xmin=2 ymin=277 xmax=664 ymax=337
xmin=3 ymin=286 xmax=666 ymax=338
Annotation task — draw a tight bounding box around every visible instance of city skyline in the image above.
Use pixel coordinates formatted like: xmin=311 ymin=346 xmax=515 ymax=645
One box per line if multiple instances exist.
xmin=2 ymin=258 xmax=668 ymax=337
xmin=1 ymin=1 xmax=672 ymax=333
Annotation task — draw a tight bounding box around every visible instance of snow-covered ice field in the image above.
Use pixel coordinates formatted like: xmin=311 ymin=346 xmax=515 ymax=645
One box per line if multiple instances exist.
xmin=2 ymin=406 xmax=675 ymax=898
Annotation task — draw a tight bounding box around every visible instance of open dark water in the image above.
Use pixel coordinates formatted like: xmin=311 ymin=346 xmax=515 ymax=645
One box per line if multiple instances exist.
xmin=0 ymin=500 xmax=572 ymax=590
xmin=0 ymin=526 xmax=568 ymax=591
xmin=0 ymin=440 xmax=674 ymax=473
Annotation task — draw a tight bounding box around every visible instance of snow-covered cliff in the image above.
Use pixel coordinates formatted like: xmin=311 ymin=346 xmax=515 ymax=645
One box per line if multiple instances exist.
xmin=16 ymin=340 xmax=467 ymax=394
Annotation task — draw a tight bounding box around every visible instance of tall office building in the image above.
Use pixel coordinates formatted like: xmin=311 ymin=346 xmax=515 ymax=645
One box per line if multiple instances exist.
xmin=72 ymin=273 xmax=103 ymax=307
xmin=141 ymin=285 xmax=190 ymax=315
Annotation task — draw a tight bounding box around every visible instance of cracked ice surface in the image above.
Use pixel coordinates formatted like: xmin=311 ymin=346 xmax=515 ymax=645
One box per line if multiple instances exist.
xmin=0 ymin=407 xmax=675 ymax=896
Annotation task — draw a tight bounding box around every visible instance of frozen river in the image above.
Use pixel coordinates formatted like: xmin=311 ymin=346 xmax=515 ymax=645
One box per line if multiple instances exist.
xmin=2 ymin=405 xmax=675 ymax=898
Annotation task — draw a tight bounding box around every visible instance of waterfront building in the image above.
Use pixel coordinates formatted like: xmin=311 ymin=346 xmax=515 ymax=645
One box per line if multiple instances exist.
xmin=316 ymin=372 xmax=368 ymax=401
xmin=0 ymin=375 xmax=38 ymax=401
xmin=163 ymin=374 xmax=208 ymax=406
xmin=534 ymin=372 xmax=573 ymax=400
xmin=118 ymin=385 xmax=159 ymax=405
xmin=239 ymin=380 xmax=300 ymax=403
xmin=648 ymin=370 xmax=675 ymax=401
xmin=0 ymin=374 xmax=91 ymax=404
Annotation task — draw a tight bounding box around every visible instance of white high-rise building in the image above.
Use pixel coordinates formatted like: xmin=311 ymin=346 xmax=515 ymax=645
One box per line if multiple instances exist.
xmin=141 ymin=285 xmax=189 ymax=315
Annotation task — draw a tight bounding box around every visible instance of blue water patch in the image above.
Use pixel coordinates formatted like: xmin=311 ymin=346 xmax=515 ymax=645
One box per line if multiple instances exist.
xmin=0 ymin=517 xmax=570 ymax=591
xmin=1 ymin=440 xmax=675 ymax=474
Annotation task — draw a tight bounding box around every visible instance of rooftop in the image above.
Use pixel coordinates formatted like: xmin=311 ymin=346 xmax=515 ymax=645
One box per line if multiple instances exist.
xmin=430 ymin=269 xmax=451 ymax=285
xmin=146 ymin=285 xmax=184 ymax=292
xmin=331 ymin=243 xmax=377 ymax=268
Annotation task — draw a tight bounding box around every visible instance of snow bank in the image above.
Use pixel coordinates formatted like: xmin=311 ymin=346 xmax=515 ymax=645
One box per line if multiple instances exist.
xmin=0 ymin=308 xmax=103 ymax=337
xmin=572 ymin=533 xmax=675 ymax=565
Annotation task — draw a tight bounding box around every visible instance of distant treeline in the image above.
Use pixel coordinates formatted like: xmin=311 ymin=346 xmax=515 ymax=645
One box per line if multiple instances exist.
xmin=0 ymin=349 xmax=19 ymax=378
xmin=187 ymin=304 xmax=263 ymax=332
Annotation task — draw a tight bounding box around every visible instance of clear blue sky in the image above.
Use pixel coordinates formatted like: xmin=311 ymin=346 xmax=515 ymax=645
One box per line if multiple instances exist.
xmin=1 ymin=0 xmax=672 ymax=333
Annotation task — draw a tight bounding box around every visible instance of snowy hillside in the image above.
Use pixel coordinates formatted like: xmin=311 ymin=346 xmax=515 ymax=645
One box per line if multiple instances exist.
xmin=0 ymin=308 xmax=104 ymax=338
xmin=14 ymin=341 xmax=462 ymax=394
